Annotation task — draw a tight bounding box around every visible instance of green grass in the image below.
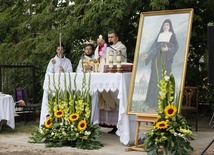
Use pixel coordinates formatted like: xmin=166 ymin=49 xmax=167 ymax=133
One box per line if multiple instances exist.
xmin=0 ymin=120 xmax=39 ymax=134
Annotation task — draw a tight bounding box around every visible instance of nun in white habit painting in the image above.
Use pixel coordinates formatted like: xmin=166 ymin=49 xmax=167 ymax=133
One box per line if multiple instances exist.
xmin=142 ymin=19 xmax=179 ymax=108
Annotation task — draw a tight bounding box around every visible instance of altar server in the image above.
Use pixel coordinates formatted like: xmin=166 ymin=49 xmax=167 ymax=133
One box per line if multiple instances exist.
xmin=46 ymin=44 xmax=73 ymax=73
xmin=76 ymin=44 xmax=95 ymax=73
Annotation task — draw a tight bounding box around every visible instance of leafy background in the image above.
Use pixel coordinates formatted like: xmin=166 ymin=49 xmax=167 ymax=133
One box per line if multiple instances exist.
xmin=0 ymin=0 xmax=213 ymax=112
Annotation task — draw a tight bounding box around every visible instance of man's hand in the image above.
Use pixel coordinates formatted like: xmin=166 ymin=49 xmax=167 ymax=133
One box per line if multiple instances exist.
xmin=83 ymin=63 xmax=92 ymax=70
xmin=59 ymin=66 xmax=64 ymax=72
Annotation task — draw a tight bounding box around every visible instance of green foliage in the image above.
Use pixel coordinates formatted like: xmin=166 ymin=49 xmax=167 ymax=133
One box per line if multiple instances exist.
xmin=0 ymin=121 xmax=38 ymax=134
xmin=144 ymin=67 xmax=194 ymax=155
xmin=29 ymin=73 xmax=103 ymax=150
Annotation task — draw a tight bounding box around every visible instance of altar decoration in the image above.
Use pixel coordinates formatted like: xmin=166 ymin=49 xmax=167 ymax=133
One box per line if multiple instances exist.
xmin=108 ymin=51 xmax=114 ymax=72
xmin=144 ymin=67 xmax=194 ymax=155
xmin=82 ymin=56 xmax=99 ymax=72
xmin=29 ymin=73 xmax=103 ymax=150
xmin=116 ymin=51 xmax=122 ymax=73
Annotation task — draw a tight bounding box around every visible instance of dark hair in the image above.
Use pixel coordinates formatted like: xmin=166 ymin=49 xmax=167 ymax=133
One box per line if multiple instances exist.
xmin=84 ymin=44 xmax=94 ymax=51
xmin=103 ymin=35 xmax=108 ymax=41
xmin=56 ymin=43 xmax=65 ymax=49
xmin=108 ymin=30 xmax=118 ymax=37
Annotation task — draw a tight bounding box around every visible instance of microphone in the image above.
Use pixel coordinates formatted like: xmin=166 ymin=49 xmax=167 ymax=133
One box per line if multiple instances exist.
xmin=108 ymin=42 xmax=113 ymax=46
xmin=107 ymin=42 xmax=132 ymax=63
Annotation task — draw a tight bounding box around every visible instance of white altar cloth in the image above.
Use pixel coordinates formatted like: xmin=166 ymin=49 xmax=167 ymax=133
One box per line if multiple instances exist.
xmin=40 ymin=73 xmax=140 ymax=145
xmin=0 ymin=95 xmax=15 ymax=129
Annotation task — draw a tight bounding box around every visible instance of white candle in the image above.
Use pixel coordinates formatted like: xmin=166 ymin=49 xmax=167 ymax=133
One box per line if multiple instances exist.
xmin=109 ymin=55 xmax=113 ymax=61
xmin=109 ymin=52 xmax=114 ymax=70
xmin=117 ymin=55 xmax=121 ymax=62
xmin=109 ymin=63 xmax=113 ymax=68
xmin=117 ymin=53 xmax=121 ymax=68
xmin=117 ymin=62 xmax=121 ymax=68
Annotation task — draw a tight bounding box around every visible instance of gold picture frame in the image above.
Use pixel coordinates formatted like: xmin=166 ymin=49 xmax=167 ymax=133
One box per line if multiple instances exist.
xmin=127 ymin=8 xmax=194 ymax=115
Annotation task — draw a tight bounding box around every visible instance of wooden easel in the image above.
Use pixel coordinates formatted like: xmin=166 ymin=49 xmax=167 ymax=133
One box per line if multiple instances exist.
xmin=125 ymin=113 xmax=157 ymax=152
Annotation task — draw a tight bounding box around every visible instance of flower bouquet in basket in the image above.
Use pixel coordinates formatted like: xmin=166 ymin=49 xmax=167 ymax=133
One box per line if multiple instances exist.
xmin=29 ymin=73 xmax=103 ymax=150
xmin=144 ymin=66 xmax=194 ymax=155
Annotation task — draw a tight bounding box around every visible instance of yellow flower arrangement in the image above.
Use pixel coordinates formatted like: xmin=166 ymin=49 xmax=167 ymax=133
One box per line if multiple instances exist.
xmin=156 ymin=121 xmax=168 ymax=129
xmin=44 ymin=117 xmax=52 ymax=128
xmin=144 ymin=67 xmax=194 ymax=155
xmin=54 ymin=109 xmax=64 ymax=118
xmin=29 ymin=73 xmax=103 ymax=150
xmin=78 ymin=120 xmax=87 ymax=130
xmin=164 ymin=105 xmax=177 ymax=117
xmin=69 ymin=113 xmax=79 ymax=122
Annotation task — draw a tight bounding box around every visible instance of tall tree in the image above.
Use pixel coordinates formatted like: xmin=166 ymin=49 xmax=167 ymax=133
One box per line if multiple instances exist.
xmin=0 ymin=0 xmax=213 ymax=105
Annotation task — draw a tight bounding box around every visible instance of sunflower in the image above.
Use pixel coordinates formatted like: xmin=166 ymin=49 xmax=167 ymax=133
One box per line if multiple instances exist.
xmin=45 ymin=117 xmax=52 ymax=128
xmin=156 ymin=121 xmax=168 ymax=129
xmin=54 ymin=109 xmax=64 ymax=118
xmin=78 ymin=120 xmax=87 ymax=130
xmin=164 ymin=105 xmax=177 ymax=117
xmin=69 ymin=113 xmax=79 ymax=122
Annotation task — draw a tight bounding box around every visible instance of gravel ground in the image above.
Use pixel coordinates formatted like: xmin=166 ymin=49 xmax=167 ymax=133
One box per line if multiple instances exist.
xmin=0 ymin=114 xmax=213 ymax=155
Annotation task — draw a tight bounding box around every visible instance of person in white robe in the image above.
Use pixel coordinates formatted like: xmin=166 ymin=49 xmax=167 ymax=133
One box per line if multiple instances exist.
xmin=94 ymin=35 xmax=107 ymax=73
xmin=98 ymin=30 xmax=127 ymax=134
xmin=106 ymin=31 xmax=127 ymax=64
xmin=99 ymin=30 xmax=127 ymax=111
xmin=46 ymin=44 xmax=73 ymax=73
xmin=76 ymin=44 xmax=95 ymax=73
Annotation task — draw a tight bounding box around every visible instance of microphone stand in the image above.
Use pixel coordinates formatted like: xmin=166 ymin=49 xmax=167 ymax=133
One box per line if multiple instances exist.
xmin=201 ymin=138 xmax=214 ymax=155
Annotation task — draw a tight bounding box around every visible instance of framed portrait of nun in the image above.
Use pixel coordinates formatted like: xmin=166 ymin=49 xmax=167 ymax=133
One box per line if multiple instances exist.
xmin=127 ymin=8 xmax=194 ymax=115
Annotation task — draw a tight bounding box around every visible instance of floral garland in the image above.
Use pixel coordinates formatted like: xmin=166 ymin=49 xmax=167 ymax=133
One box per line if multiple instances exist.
xmin=29 ymin=73 xmax=103 ymax=150
xmin=144 ymin=67 xmax=194 ymax=155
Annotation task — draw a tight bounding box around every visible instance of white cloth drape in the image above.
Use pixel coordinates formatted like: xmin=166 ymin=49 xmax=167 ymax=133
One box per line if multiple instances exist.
xmin=39 ymin=73 xmax=143 ymax=145
xmin=0 ymin=95 xmax=15 ymax=129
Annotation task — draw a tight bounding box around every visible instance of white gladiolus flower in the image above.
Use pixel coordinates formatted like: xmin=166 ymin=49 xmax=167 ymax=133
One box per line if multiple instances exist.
xmin=164 ymin=75 xmax=170 ymax=81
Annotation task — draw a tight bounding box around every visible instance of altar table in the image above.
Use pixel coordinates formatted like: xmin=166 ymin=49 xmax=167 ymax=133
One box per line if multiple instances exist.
xmin=0 ymin=95 xmax=15 ymax=129
xmin=40 ymin=73 xmax=141 ymax=145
